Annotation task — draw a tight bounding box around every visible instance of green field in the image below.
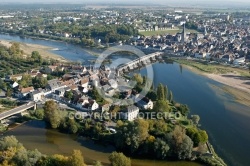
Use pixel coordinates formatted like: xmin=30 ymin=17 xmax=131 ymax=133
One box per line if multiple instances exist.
xmin=174 ymin=58 xmax=250 ymax=77
xmin=139 ymin=28 xmax=198 ymax=36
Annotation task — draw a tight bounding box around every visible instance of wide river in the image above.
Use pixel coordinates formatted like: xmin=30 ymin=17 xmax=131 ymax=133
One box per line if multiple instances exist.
xmin=1 ymin=34 xmax=250 ymax=166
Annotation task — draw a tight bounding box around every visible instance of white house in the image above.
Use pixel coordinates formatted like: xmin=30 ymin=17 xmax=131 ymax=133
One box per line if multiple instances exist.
xmin=31 ymin=90 xmax=45 ymax=101
xmin=44 ymin=65 xmax=58 ymax=74
xmin=221 ymin=54 xmax=234 ymax=62
xmin=16 ymin=86 xmax=34 ymax=99
xmin=76 ymin=97 xmax=89 ymax=109
xmin=52 ymin=88 xmax=66 ymax=101
xmin=46 ymin=79 xmax=66 ymax=93
xmin=108 ymin=79 xmax=118 ymax=89
xmin=194 ymin=52 xmax=206 ymax=58
xmin=120 ymin=105 xmax=139 ymax=121
xmin=11 ymin=82 xmax=19 ymax=88
xmin=6 ymin=74 xmax=22 ymax=81
xmin=80 ymin=78 xmax=89 ymax=88
xmin=137 ymin=98 xmax=154 ymax=110
xmin=76 ymin=98 xmax=99 ymax=111
xmin=88 ymin=100 xmax=99 ymax=111
xmin=233 ymin=57 xmax=245 ymax=65
xmin=102 ymin=85 xmax=115 ymax=96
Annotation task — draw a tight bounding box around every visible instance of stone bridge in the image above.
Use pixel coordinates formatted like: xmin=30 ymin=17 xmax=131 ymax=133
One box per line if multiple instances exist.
xmin=116 ymin=52 xmax=163 ymax=75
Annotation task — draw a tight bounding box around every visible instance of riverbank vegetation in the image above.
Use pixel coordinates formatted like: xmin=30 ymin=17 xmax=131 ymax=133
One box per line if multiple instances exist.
xmin=0 ymin=42 xmax=58 ymax=77
xmin=0 ymin=40 xmax=67 ymax=62
xmin=0 ymin=99 xmax=17 ymax=113
xmin=0 ymin=135 xmax=132 ymax=166
xmin=0 ymin=23 xmax=138 ymax=47
xmin=174 ymin=58 xmax=250 ymax=77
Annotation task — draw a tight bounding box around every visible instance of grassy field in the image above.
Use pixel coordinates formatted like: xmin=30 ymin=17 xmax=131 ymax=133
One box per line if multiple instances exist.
xmin=0 ymin=99 xmax=17 ymax=113
xmin=174 ymin=58 xmax=250 ymax=77
xmin=139 ymin=28 xmax=198 ymax=36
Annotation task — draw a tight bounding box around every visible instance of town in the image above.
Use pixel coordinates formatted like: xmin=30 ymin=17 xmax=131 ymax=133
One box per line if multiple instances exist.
xmin=0 ymin=4 xmax=250 ymax=67
xmin=0 ymin=3 xmax=250 ymax=166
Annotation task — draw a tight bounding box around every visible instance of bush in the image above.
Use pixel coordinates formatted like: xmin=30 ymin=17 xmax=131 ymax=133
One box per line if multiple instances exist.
xmin=109 ymin=152 xmax=131 ymax=166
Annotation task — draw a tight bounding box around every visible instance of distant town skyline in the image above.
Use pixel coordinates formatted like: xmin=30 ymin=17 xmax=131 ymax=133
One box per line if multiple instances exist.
xmin=1 ymin=0 xmax=250 ymax=7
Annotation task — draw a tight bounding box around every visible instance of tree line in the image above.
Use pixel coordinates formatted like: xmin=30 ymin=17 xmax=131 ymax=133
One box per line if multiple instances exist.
xmin=0 ymin=135 xmax=131 ymax=166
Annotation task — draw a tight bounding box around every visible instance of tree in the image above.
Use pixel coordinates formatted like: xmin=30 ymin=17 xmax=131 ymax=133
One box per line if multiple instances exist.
xmin=192 ymin=115 xmax=200 ymax=125
xmin=9 ymin=42 xmax=22 ymax=56
xmin=69 ymin=119 xmax=78 ymax=134
xmin=157 ymin=84 xmax=165 ymax=100
xmin=33 ymin=109 xmax=44 ymax=119
xmin=135 ymin=119 xmax=149 ymax=142
xmin=0 ymin=136 xmax=23 ymax=151
xmin=31 ymin=51 xmax=42 ymax=63
xmin=176 ymin=134 xmax=193 ymax=160
xmin=154 ymin=100 xmax=170 ymax=112
xmin=168 ymin=90 xmax=173 ymax=103
xmin=6 ymin=88 xmax=12 ymax=97
xmin=153 ymin=138 xmax=170 ymax=159
xmin=93 ymin=161 xmax=103 ymax=166
xmin=64 ymin=91 xmax=73 ymax=100
xmin=93 ymin=122 xmax=103 ymax=137
xmin=116 ymin=120 xmax=124 ymax=127
xmin=168 ymin=126 xmax=193 ymax=159
xmin=109 ymin=152 xmax=131 ymax=166
xmin=164 ymin=85 xmax=168 ymax=100
xmin=178 ymin=104 xmax=189 ymax=116
xmin=13 ymin=149 xmax=42 ymax=166
xmin=38 ymin=154 xmax=69 ymax=166
xmin=92 ymin=86 xmax=103 ymax=102
xmin=0 ymin=79 xmax=7 ymax=90
xmin=32 ymin=77 xmax=48 ymax=89
xmin=146 ymin=90 xmax=157 ymax=101
xmin=186 ymin=128 xmax=208 ymax=147
xmin=149 ymin=120 xmax=168 ymax=136
xmin=115 ymin=119 xmax=149 ymax=153
xmin=198 ymin=130 xmax=208 ymax=144
xmin=133 ymin=73 xmax=143 ymax=85
xmin=19 ymin=74 xmax=32 ymax=88
xmin=43 ymin=100 xmax=61 ymax=129
xmin=110 ymin=105 xmax=121 ymax=116
xmin=69 ymin=150 xmax=86 ymax=166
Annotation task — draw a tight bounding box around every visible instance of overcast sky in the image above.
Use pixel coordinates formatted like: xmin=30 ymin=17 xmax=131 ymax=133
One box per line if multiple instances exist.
xmin=1 ymin=0 xmax=250 ymax=7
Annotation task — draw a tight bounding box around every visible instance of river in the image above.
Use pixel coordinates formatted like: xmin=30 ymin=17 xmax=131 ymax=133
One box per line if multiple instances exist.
xmin=3 ymin=120 xmax=202 ymax=166
xmin=1 ymin=33 xmax=250 ymax=166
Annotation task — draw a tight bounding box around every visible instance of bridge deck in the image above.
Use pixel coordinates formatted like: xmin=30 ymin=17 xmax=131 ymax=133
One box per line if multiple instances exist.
xmin=117 ymin=52 xmax=163 ymax=71
xmin=0 ymin=102 xmax=36 ymax=121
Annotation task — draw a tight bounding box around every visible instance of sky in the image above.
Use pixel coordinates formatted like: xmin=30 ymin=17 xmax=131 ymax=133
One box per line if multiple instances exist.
xmin=1 ymin=0 xmax=250 ymax=7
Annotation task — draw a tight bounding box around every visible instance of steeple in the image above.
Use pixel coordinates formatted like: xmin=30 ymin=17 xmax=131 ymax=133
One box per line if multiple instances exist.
xmin=204 ymin=25 xmax=207 ymax=36
xmin=181 ymin=23 xmax=186 ymax=43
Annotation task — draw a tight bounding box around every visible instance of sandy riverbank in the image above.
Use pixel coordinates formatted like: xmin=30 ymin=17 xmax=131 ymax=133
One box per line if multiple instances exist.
xmin=0 ymin=40 xmax=68 ymax=62
xmin=182 ymin=64 xmax=250 ymax=106
xmin=206 ymin=73 xmax=250 ymax=94
xmin=206 ymin=73 xmax=250 ymax=107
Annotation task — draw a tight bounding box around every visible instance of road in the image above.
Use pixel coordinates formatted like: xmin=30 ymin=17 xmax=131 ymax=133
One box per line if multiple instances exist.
xmin=0 ymin=102 xmax=35 ymax=120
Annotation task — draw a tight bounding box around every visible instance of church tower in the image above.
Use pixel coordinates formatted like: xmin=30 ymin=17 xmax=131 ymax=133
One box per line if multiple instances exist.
xmin=204 ymin=25 xmax=207 ymax=36
xmin=181 ymin=23 xmax=186 ymax=43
